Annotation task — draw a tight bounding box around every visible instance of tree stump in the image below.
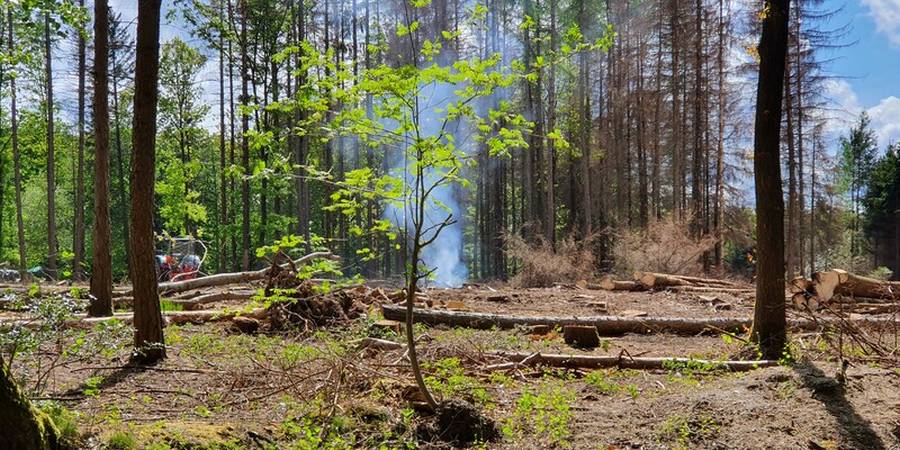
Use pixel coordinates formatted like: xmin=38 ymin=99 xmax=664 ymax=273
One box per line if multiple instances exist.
xmin=563 ymin=325 xmax=600 ymax=348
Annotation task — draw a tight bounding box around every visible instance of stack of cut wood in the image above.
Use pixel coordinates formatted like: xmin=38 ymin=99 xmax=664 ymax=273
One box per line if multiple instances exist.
xmin=790 ymin=269 xmax=900 ymax=314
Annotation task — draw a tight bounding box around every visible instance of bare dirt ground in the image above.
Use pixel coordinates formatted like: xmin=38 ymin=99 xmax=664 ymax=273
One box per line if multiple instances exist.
xmin=3 ymin=283 xmax=899 ymax=449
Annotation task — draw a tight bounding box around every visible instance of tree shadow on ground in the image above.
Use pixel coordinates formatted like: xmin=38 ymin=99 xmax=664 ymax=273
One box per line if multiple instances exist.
xmin=62 ymin=362 xmax=161 ymax=398
xmin=792 ymin=360 xmax=885 ymax=450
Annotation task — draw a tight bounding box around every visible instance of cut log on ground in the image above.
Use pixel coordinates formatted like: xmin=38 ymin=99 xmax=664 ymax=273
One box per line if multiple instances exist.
xmin=154 ymin=252 xmax=339 ymax=296
xmin=634 ymin=272 xmax=691 ymax=288
xmin=1 ymin=308 xmax=268 ymax=329
xmin=813 ymin=269 xmax=900 ymax=302
xmin=490 ymin=351 xmax=778 ymax=372
xmin=381 ymin=305 xmax=898 ymax=335
xmin=594 ymin=277 xmax=643 ymax=291
xmin=633 ymin=272 xmax=744 ymax=289
xmin=171 ymin=290 xmax=256 ymax=310
xmin=666 ymin=286 xmax=754 ymax=294
xmin=383 ymin=304 xmax=753 ymax=334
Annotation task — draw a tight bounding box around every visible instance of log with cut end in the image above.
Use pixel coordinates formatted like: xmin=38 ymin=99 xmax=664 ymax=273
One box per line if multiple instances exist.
xmin=666 ymin=286 xmax=753 ymax=294
xmin=490 ymin=351 xmax=778 ymax=372
xmin=594 ymin=277 xmax=643 ymax=291
xmin=633 ymin=272 xmax=743 ymax=289
xmin=382 ymin=304 xmax=753 ymax=335
xmin=634 ymin=272 xmax=691 ymax=288
xmin=381 ymin=305 xmax=897 ymax=335
xmin=153 ymin=252 xmax=339 ymax=295
xmin=813 ymin=269 xmax=900 ymax=302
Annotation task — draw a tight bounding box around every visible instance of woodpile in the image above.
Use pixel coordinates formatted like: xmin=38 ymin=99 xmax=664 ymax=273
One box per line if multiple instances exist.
xmin=790 ymin=269 xmax=900 ymax=314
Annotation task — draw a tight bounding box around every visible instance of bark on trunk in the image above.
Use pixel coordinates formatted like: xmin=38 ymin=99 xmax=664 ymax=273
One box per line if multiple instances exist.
xmin=90 ymin=0 xmax=114 ymax=317
xmin=131 ymin=0 xmax=166 ymax=363
xmin=751 ymin=0 xmax=790 ymax=359
xmin=44 ymin=13 xmax=59 ymax=278
xmin=8 ymin=8 xmax=27 ymax=278
xmin=0 ymin=355 xmax=60 ymax=450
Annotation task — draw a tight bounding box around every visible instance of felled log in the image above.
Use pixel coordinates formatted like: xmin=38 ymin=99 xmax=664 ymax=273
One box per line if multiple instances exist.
xmin=358 ymin=337 xmax=405 ymax=351
xmin=666 ymin=286 xmax=753 ymax=294
xmin=595 ymin=277 xmax=643 ymax=291
xmin=381 ymin=305 xmax=897 ymax=335
xmin=491 ymin=351 xmax=778 ymax=372
xmin=813 ymin=269 xmax=900 ymax=302
xmin=383 ymin=304 xmax=753 ymax=335
xmin=172 ymin=290 xmax=256 ymax=310
xmin=634 ymin=272 xmax=691 ymax=288
xmin=154 ymin=252 xmax=339 ymax=295
xmin=0 ymin=308 xmax=268 ymax=329
xmin=634 ymin=272 xmax=742 ymax=289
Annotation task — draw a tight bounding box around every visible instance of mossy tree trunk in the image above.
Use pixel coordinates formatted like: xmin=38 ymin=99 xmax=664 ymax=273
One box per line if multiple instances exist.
xmin=0 ymin=355 xmax=60 ymax=449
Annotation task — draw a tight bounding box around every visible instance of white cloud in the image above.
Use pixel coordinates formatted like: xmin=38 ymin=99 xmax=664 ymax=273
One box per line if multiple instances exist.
xmin=861 ymin=0 xmax=900 ymax=47
xmin=824 ymin=79 xmax=900 ymax=147
xmin=867 ymin=96 xmax=900 ymax=145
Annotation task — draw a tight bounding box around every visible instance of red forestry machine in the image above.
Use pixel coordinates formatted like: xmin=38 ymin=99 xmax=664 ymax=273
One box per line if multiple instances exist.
xmin=156 ymin=237 xmax=207 ymax=282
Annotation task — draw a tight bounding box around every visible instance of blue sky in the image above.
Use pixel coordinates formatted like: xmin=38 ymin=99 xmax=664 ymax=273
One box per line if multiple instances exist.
xmin=825 ymin=0 xmax=900 ymax=147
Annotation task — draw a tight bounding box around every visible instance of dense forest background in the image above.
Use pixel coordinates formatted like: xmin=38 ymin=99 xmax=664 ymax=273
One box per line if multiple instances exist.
xmin=0 ymin=0 xmax=897 ymax=285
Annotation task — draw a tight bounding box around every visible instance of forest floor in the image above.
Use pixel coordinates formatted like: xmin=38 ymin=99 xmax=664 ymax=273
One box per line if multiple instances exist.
xmin=3 ymin=281 xmax=900 ymax=449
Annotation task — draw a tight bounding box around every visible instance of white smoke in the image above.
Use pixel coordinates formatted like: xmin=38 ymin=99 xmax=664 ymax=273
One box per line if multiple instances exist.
xmin=382 ymin=78 xmax=472 ymax=288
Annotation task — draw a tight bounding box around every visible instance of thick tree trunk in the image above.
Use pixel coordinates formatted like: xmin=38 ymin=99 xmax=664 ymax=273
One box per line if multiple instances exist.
xmin=0 ymin=355 xmax=60 ymax=450
xmin=90 ymin=0 xmax=113 ymax=317
xmin=751 ymin=0 xmax=790 ymax=360
xmin=131 ymin=0 xmax=166 ymax=363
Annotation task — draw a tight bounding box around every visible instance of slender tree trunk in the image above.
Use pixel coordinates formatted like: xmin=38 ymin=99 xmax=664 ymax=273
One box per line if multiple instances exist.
xmin=90 ymin=0 xmax=113 ymax=317
xmin=784 ymin=61 xmax=798 ymax=277
xmin=670 ymin=0 xmax=682 ymax=220
xmin=714 ymin=0 xmax=726 ymax=267
xmin=112 ymin=68 xmax=130 ymax=276
xmin=691 ymin=0 xmax=703 ymax=237
xmin=653 ymin=17 xmax=662 ymax=221
xmin=751 ymin=0 xmax=790 ymax=360
xmin=240 ymin=0 xmax=251 ymax=271
xmin=131 ymin=0 xmax=165 ymax=363
xmin=545 ymin=0 xmax=557 ymax=244
xmin=218 ymin=3 xmax=228 ymax=273
xmin=44 ymin=13 xmax=59 ymax=278
xmin=73 ymin=0 xmax=87 ymax=281
xmin=794 ymin=9 xmax=805 ymax=274
xmin=8 ymin=9 xmax=26 ymax=278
